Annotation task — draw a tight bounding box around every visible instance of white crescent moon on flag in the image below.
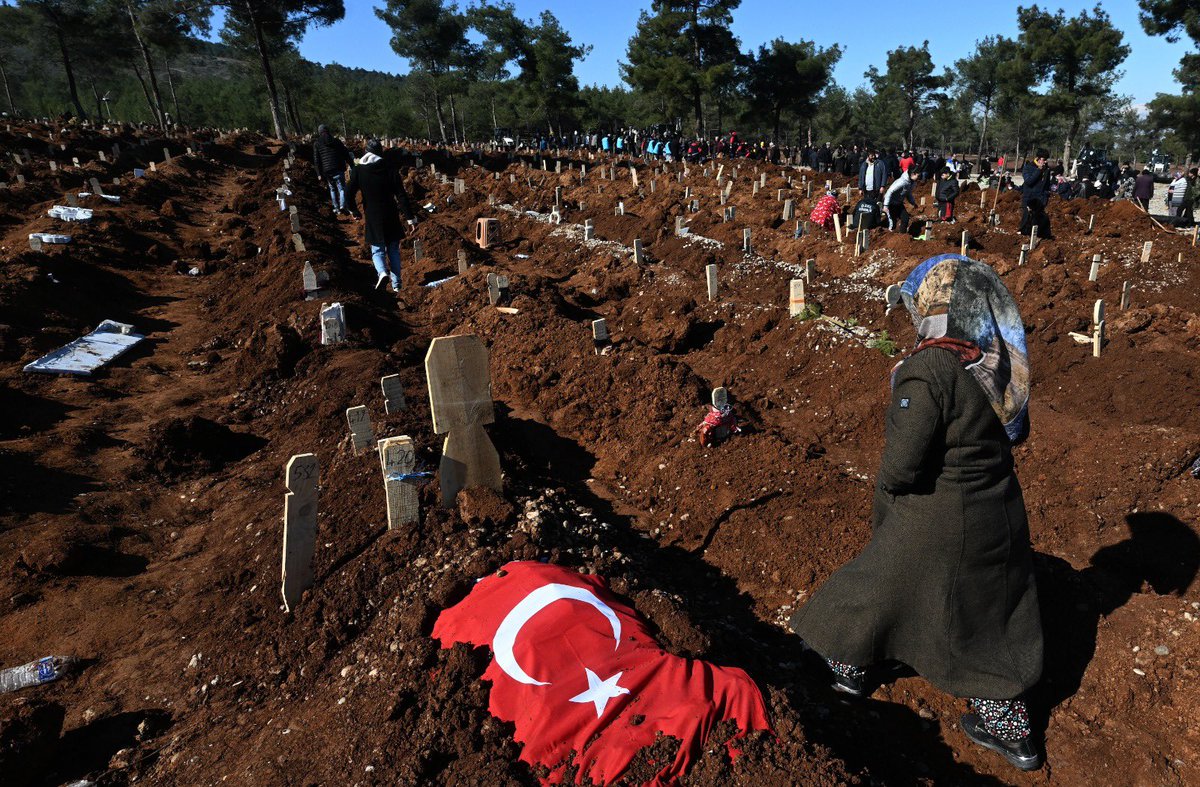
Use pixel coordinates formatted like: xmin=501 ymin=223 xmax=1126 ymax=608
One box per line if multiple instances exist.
xmin=493 ymin=583 xmax=622 ymax=686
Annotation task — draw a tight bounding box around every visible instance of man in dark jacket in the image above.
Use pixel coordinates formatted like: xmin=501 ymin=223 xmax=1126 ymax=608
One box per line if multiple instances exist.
xmin=1020 ymin=150 xmax=1052 ymax=238
xmin=313 ymin=124 xmax=354 ymax=215
xmin=859 ymin=150 xmax=888 ymax=203
xmin=1133 ymin=168 xmax=1155 ymax=210
xmin=345 ymin=139 xmax=416 ymax=292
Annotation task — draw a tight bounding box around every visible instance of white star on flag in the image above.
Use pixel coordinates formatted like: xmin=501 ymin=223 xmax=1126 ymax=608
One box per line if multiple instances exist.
xmin=569 ymin=668 xmax=630 ymax=718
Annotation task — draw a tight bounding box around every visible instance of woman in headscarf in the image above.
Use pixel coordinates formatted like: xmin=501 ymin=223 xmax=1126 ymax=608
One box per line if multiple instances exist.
xmin=790 ymin=254 xmax=1044 ymax=772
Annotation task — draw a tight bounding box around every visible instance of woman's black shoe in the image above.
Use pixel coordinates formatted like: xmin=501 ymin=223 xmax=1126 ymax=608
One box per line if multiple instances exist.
xmin=960 ymin=713 xmax=1042 ymax=771
xmin=831 ymin=672 xmax=867 ymax=697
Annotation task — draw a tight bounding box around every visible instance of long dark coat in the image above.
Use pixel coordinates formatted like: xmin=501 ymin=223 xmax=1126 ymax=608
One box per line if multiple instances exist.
xmin=791 ymin=347 xmax=1043 ymax=699
xmin=345 ymin=157 xmax=415 ymax=247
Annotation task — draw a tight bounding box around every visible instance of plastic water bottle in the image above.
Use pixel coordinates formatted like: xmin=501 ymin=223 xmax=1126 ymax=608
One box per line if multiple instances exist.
xmin=0 ymin=656 xmax=70 ymax=694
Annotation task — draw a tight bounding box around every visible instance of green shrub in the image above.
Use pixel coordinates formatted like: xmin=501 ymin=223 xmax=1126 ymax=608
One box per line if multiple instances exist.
xmin=868 ymin=330 xmax=899 ymax=356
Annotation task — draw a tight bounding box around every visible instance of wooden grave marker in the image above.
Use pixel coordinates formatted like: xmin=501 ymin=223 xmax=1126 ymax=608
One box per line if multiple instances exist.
xmin=1087 ymin=214 xmax=1095 ymax=233
xmin=1120 ymin=280 xmax=1132 ymax=309
xmin=1141 ymin=241 xmax=1152 ymax=263
xmin=960 ymin=230 xmax=970 ymax=256
xmin=379 ymin=436 xmax=420 ymax=530
xmin=424 ymin=335 xmax=502 ymax=507
xmin=1092 ymin=299 xmax=1105 ymax=358
xmin=789 ymin=279 xmax=806 ymax=316
xmin=346 ymin=406 xmax=375 ymax=453
xmin=1089 ymin=254 xmax=1101 ymax=282
xmin=281 ymin=453 xmax=318 ymax=612
xmin=1029 ymin=224 xmax=1039 ymax=250
xmin=382 ymin=374 xmax=406 ymax=414
xmin=1018 ymin=245 xmax=1029 ymax=266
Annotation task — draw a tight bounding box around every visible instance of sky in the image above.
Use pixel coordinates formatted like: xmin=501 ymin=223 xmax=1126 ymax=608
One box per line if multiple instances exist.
xmin=281 ymin=0 xmax=1191 ymax=105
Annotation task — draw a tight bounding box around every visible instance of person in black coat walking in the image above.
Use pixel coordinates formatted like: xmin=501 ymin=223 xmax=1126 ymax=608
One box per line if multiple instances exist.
xmin=345 ymin=139 xmax=416 ymax=292
xmin=792 ymin=255 xmax=1042 ymax=773
xmin=313 ymin=124 xmax=354 ymax=214
xmin=1020 ymin=150 xmax=1052 ymax=238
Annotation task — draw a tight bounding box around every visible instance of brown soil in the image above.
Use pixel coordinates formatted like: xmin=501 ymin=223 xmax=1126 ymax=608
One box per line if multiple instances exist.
xmin=1 ymin=127 xmax=1198 ymax=786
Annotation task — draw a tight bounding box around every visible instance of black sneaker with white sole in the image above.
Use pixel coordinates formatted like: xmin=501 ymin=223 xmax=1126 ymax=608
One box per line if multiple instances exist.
xmin=960 ymin=713 xmax=1042 ymax=771
xmin=375 ymin=272 xmax=389 ymax=290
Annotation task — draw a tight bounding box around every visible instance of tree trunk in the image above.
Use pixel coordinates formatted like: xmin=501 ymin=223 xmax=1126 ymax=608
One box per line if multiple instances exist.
xmin=976 ymin=97 xmax=991 ymax=166
xmin=340 ymin=110 xmax=348 ymax=138
xmin=282 ymin=82 xmax=301 ymax=136
xmin=125 ymin=1 xmax=165 ymax=128
xmin=447 ymin=92 xmax=459 ymax=144
xmin=431 ymin=81 xmax=448 ymax=143
xmin=490 ymin=94 xmax=498 ymax=131
xmin=54 ymin=27 xmax=87 ymax=118
xmin=0 ymin=61 xmax=15 ymax=116
xmin=165 ymin=59 xmax=182 ymax=126
xmin=131 ymin=62 xmax=159 ymax=123
xmin=88 ymin=78 xmax=102 ymax=118
xmin=245 ymin=0 xmax=285 ymax=139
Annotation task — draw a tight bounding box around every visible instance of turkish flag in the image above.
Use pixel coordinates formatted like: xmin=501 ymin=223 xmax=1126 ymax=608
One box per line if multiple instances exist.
xmin=432 ymin=561 xmax=772 ymax=785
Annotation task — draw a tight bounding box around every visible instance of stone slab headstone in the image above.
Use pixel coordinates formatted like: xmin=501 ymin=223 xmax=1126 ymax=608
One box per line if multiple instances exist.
xmin=1120 ymin=280 xmax=1132 ymax=310
xmin=706 ymin=264 xmax=718 ymax=301
xmin=281 ymin=453 xmax=318 ymax=612
xmin=457 ymin=249 xmax=468 ymax=275
xmin=633 ymin=239 xmax=644 ymax=265
xmin=292 ymin=233 xmax=305 ymax=252
xmin=424 ymin=335 xmax=502 ymax=507
xmin=487 ymin=272 xmax=509 ymax=306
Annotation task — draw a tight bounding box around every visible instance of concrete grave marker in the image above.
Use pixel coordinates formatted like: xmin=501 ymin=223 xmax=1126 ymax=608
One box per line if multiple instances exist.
xmin=633 ymin=239 xmax=644 ymax=265
xmin=1018 ymin=245 xmax=1029 ymax=266
xmin=88 ymin=177 xmax=102 ymax=196
xmin=885 ymin=283 xmax=903 ymax=313
xmin=743 ymin=228 xmax=751 ymax=253
xmin=290 ymin=212 xmax=301 ymax=233
xmin=346 ymin=405 xmax=375 ymax=453
xmin=281 ymin=453 xmax=319 ymax=612
xmin=960 ymin=230 xmax=970 ymax=256
xmin=413 ymin=239 xmax=424 ymax=263
xmin=706 ymin=264 xmax=718 ymax=301
xmin=1089 ymin=254 xmax=1101 ymax=282
xmin=789 ymin=279 xmax=806 ymax=316
xmin=584 ymin=219 xmax=595 ymax=240
xmin=292 ymin=233 xmax=305 ymax=252
xmin=29 ymin=235 xmax=43 ymax=252
xmin=66 ymin=193 xmax=78 ymax=207
xmin=832 ymin=213 xmax=843 ymax=243
xmin=487 ymin=272 xmax=510 ymax=306
xmin=49 ymin=161 xmax=57 ymax=172
xmin=382 ymin=374 xmax=406 ymax=414
xmin=1092 ymin=299 xmax=1105 ymax=358
xmin=592 ymin=319 xmax=611 ymax=354
xmin=1141 ymin=241 xmax=1152 ymax=263
xmin=1029 ymin=224 xmax=1039 ymax=250
xmin=149 ymin=160 xmax=156 ymax=173
xmin=712 ymin=387 xmax=728 ymax=409
xmin=72 ymin=156 xmax=79 ymax=168
xmin=16 ymin=174 xmax=24 ymax=185
xmin=302 ymin=261 xmax=320 ymax=297
xmin=1087 ymin=214 xmax=1095 ymax=233
xmin=424 ymin=335 xmax=502 ymax=507
xmin=805 ymin=259 xmax=816 ymax=283
xmin=379 ymin=436 xmax=420 ymax=529
xmin=320 ymin=303 xmax=346 ymax=345
xmin=457 ymin=249 xmax=468 ymax=274
xmin=782 ymin=199 xmax=795 ymax=220
xmin=1120 ymin=280 xmax=1132 ymax=309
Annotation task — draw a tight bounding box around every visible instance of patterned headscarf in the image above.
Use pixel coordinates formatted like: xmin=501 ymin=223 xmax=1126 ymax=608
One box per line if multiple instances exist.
xmin=898 ymin=254 xmax=1030 ymax=444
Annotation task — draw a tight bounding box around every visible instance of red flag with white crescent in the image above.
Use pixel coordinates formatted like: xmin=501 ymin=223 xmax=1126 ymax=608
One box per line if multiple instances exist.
xmin=432 ymin=561 xmax=773 ymax=785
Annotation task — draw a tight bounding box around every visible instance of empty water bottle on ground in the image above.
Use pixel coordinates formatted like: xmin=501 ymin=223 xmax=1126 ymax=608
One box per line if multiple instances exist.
xmin=0 ymin=656 xmax=73 ymax=694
